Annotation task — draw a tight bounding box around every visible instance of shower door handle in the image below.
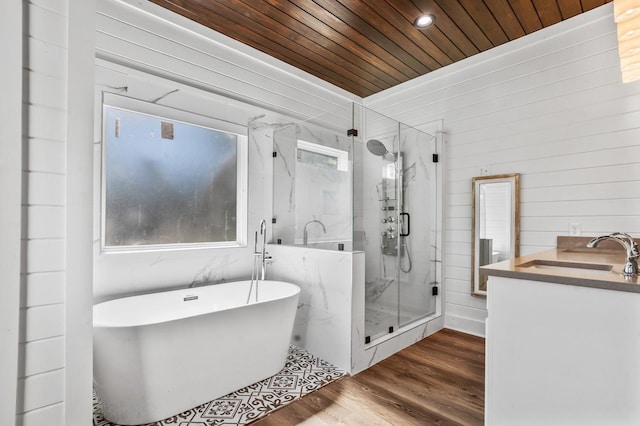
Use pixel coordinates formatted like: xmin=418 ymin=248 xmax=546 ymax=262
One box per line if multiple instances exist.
xmin=400 ymin=212 xmax=410 ymax=237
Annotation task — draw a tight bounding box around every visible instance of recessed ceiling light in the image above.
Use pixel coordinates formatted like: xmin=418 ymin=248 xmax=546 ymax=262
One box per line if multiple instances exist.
xmin=414 ymin=14 xmax=435 ymax=29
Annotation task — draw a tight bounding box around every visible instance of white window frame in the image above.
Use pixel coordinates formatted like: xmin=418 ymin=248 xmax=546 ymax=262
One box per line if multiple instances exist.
xmin=100 ymin=93 xmax=248 ymax=253
xmin=297 ymin=139 xmax=349 ymax=172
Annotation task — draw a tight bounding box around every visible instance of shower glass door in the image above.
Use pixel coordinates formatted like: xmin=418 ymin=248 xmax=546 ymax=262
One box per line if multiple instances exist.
xmin=356 ymin=107 xmax=438 ymax=344
xmin=397 ymin=123 xmax=438 ymax=329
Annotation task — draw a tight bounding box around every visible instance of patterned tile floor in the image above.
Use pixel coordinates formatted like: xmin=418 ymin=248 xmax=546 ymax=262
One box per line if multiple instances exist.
xmin=93 ymin=346 xmax=346 ymax=426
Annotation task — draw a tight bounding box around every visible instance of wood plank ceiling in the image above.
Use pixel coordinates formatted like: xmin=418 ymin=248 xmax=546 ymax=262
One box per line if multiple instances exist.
xmin=150 ymin=0 xmax=613 ymax=97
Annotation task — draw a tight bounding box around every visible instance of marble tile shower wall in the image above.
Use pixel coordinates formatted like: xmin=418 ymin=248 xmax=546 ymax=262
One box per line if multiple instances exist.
xmin=272 ymin=122 xmax=352 ymax=246
xmin=359 ymin=140 xmax=386 ymax=283
xmin=268 ymin=244 xmax=361 ymax=372
xmin=272 ymin=124 xmax=297 ymax=244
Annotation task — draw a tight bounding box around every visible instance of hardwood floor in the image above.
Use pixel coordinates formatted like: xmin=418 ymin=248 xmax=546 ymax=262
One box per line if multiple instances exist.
xmin=253 ymin=329 xmax=485 ymax=425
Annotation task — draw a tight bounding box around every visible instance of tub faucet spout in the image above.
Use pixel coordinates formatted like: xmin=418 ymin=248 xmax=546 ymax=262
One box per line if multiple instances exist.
xmin=587 ymin=232 xmax=638 ymax=277
xmin=303 ymin=219 xmax=326 ymax=245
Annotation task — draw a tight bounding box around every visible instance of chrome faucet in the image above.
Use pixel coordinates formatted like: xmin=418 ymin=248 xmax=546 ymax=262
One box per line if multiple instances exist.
xmin=303 ymin=219 xmax=326 ymax=245
xmin=587 ymin=232 xmax=638 ymax=277
xmin=247 ymin=219 xmax=272 ymax=304
xmin=258 ymin=219 xmax=271 ymax=280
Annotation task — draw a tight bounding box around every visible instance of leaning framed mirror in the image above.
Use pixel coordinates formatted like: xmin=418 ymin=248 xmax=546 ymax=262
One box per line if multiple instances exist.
xmin=471 ymin=173 xmax=520 ymax=296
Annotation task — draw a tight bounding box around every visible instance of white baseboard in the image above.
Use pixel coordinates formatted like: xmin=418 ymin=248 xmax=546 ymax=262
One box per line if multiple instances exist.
xmin=444 ymin=314 xmax=486 ymax=338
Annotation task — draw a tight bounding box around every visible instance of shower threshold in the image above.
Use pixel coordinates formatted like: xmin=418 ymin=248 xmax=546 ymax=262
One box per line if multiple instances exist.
xmin=364 ymin=310 xmax=439 ymax=347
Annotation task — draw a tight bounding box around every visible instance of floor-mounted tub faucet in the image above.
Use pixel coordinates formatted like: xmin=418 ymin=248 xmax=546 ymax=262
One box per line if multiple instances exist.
xmin=247 ymin=219 xmax=272 ymax=304
xmin=259 ymin=219 xmax=271 ymax=280
xmin=587 ymin=232 xmax=638 ymax=277
xmin=303 ymin=219 xmax=326 ymax=245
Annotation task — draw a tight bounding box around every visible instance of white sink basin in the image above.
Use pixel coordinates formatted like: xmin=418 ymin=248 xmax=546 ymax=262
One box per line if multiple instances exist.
xmin=518 ymin=260 xmax=614 ymax=276
xmin=526 ymin=264 xmax=613 ymax=276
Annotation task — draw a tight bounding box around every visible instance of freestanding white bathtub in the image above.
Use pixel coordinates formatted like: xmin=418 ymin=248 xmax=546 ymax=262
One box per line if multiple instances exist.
xmin=93 ymin=280 xmax=300 ymax=425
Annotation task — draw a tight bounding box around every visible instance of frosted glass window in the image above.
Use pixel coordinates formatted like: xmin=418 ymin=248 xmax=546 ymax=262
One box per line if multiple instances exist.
xmin=296 ymin=140 xmax=348 ymax=172
xmin=297 ymin=148 xmax=338 ymax=170
xmin=103 ymin=104 xmax=243 ymax=249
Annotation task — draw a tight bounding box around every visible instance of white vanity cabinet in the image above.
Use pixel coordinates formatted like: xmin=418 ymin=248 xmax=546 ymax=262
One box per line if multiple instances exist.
xmin=485 ymin=276 xmax=640 ymax=426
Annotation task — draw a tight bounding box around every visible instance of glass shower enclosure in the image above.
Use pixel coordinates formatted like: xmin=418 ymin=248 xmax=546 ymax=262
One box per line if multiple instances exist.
xmin=354 ymin=107 xmax=440 ymax=343
xmin=271 ymin=102 xmax=441 ymax=346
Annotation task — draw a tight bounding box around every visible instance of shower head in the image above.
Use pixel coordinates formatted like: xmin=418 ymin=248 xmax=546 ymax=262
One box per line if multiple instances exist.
xmin=366 ymin=139 xmax=396 ymax=161
xmin=366 ymin=139 xmax=389 ymax=156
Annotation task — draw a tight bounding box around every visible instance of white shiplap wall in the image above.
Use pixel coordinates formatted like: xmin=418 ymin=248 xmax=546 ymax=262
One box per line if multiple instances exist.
xmin=17 ymin=0 xmax=69 ymax=424
xmin=366 ymin=3 xmax=640 ymax=336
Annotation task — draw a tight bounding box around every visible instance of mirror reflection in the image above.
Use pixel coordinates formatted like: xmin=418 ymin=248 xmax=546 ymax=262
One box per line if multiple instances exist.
xmin=471 ymin=174 xmax=520 ymax=296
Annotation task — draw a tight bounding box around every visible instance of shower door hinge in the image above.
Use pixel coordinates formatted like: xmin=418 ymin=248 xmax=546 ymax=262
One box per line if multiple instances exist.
xmin=273 ymin=152 xmax=277 ymax=157
xmin=432 ymin=153 xmax=439 ymax=163
xmin=347 ymin=128 xmax=358 ymax=137
xmin=432 ymin=286 xmax=439 ymax=296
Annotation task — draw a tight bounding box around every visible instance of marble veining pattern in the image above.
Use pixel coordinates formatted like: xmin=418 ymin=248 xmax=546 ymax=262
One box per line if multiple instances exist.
xmin=268 ymin=244 xmax=355 ymax=371
xmin=93 ymin=346 xmax=346 ymax=426
xmin=272 ymin=119 xmax=352 ymax=246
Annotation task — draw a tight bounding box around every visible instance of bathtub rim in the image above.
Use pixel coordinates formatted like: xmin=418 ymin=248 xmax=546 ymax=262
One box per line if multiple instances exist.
xmin=93 ymin=280 xmax=300 ymax=328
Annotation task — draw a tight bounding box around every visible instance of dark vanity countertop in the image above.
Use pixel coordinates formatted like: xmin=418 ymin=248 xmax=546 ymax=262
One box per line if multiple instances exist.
xmin=480 ymin=236 xmax=640 ymax=294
